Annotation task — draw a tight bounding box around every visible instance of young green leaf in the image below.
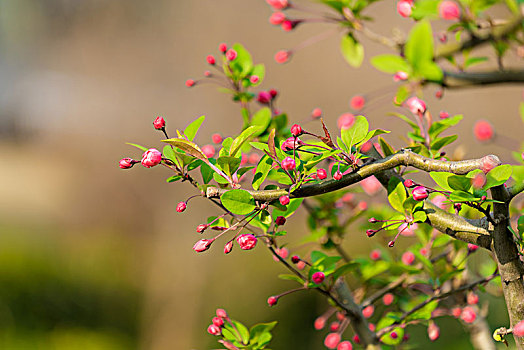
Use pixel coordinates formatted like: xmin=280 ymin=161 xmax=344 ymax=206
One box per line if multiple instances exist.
xmin=220 ymin=189 xmax=257 ymax=215
xmin=340 ymin=34 xmax=364 ymax=68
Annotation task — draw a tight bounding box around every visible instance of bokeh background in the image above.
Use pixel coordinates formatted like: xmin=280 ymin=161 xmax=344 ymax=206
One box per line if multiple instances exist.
xmin=0 ymin=0 xmax=522 ymax=349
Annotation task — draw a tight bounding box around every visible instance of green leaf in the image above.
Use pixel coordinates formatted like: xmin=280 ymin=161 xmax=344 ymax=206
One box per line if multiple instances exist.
xmin=332 ymin=262 xmax=359 ymax=281
xmin=341 ymin=115 xmax=369 ymax=147
xmin=162 ymin=138 xmax=209 ymax=163
xmin=231 ymin=43 xmax=253 ymax=77
xmin=230 ymin=126 xmax=261 ymax=157
xmin=430 ymin=135 xmax=457 ymax=151
xmin=405 ymin=20 xmax=434 ymax=71
xmin=251 ymin=108 xmax=271 ymax=135
xmin=447 ymin=175 xmax=472 ymax=191
xmin=413 ymin=211 xmax=427 ymax=223
xmin=126 ymin=142 xmax=148 ymax=152
xmin=278 ymin=274 xmax=304 ymax=284
xmin=378 ymin=136 xmax=395 ymax=156
xmin=388 ymin=177 xmax=407 ymax=213
xmin=405 ymin=300 xmax=438 ymax=321
xmin=430 ymin=172 xmax=454 ymax=191
xmin=218 ymin=156 xmax=241 ymax=176
xmin=389 ymin=112 xmax=417 ymax=128
xmin=252 ymin=155 xmax=274 ymax=190
xmin=428 ymin=114 xmax=463 ymax=138
xmin=272 ymin=198 xmax=303 ymax=218
xmin=418 ymin=61 xmax=443 ymax=81
xmin=220 ymin=189 xmax=256 ymax=215
xmin=484 ymin=164 xmax=512 ymax=189
xmin=166 ymin=175 xmax=183 ymax=183
xmin=464 ymin=56 xmax=488 ymax=68
xmin=232 ymin=320 xmax=250 ymax=345
xmin=396 ymin=85 xmax=410 ymax=104
xmin=411 ymin=0 xmax=440 ymax=19
xmin=371 ymin=54 xmax=410 ymax=74
xmin=449 ymin=190 xmax=478 ymax=202
xmin=340 ymin=34 xmax=364 ymax=68
xmin=249 ymin=64 xmax=265 ymax=86
xmin=183 ymin=115 xmax=205 ymax=141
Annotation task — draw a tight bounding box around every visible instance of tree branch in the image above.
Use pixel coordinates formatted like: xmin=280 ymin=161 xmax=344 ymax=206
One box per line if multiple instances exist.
xmin=441 ymin=69 xmax=524 ymax=88
xmin=435 ymin=14 xmax=524 ymax=60
xmin=490 ymin=185 xmax=524 ymax=349
xmin=206 ymin=150 xmax=500 ymax=202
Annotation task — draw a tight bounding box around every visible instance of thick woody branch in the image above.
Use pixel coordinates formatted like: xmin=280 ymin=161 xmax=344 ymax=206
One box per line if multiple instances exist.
xmin=435 ymin=15 xmax=524 ymax=60
xmin=441 ymin=69 xmax=524 ymax=88
xmin=490 ymin=185 xmax=524 ymax=349
xmin=206 ymin=150 xmax=500 ymax=202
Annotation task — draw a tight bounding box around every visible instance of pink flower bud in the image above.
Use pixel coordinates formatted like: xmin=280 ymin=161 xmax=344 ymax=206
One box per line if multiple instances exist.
xmin=314 ymin=316 xmax=326 ymax=330
xmin=361 ymin=176 xmax=382 ymax=195
xmin=202 ymin=145 xmax=215 ymax=158
xmin=141 ymin=148 xmax=162 ymax=168
xmin=153 ymin=116 xmax=166 ymax=129
xmin=362 ymin=305 xmax=374 ymax=318
xmin=226 ymin=49 xmax=237 ymax=61
xmin=370 ymin=249 xmax=381 ymax=260
xmin=324 ymin=333 xmax=341 ymax=349
xmin=281 ymin=157 xmax=296 ymax=171
xmin=388 ymin=240 xmax=395 ymax=247
xmin=467 ymin=292 xmax=479 ymax=305
xmin=216 ymin=308 xmax=228 ymax=318
xmin=350 ymin=95 xmax=366 ymax=110
xmin=267 ymin=296 xmax=278 ymax=306
xmin=383 ymin=293 xmax=394 ymax=306
xmin=281 ymin=20 xmax=301 ymax=31
xmin=317 ymin=168 xmax=327 ymax=180
xmin=402 ymin=251 xmax=415 ymax=265
xmin=369 ymin=323 xmax=376 ymax=331
xmin=207 ymin=324 xmax=221 ymax=335
xmin=204 ymin=70 xmax=211 ymax=77
xmin=412 ymin=186 xmax=429 ymax=201
xmin=212 ymin=316 xmax=224 ymax=327
xmin=312 ymin=108 xmax=322 ymax=119
xmin=439 ymin=0 xmax=461 ymax=20
xmin=296 ymin=260 xmax=306 ymax=270
xmin=390 ymin=331 xmax=398 ymax=339
xmin=250 ymin=75 xmax=260 ymax=84
xmin=468 ymin=243 xmax=479 ymax=252
xmin=272 ymin=247 xmax=289 ymax=262
xmin=291 ymin=124 xmax=303 ymax=136
xmin=336 ymin=312 xmax=346 ymax=321
xmin=185 ymin=79 xmax=195 ymax=87
xmin=473 ymin=120 xmax=494 ymax=142
xmin=119 ymin=157 xmax=135 ymax=169
xmin=404 ymin=179 xmax=415 ymax=188
xmin=337 ymin=113 xmax=355 ymax=129
xmin=439 ymin=111 xmax=449 ymax=119
xmin=428 ymin=322 xmax=440 ymax=341
xmin=193 ymin=239 xmax=213 ymax=252
xmin=337 ymin=340 xmax=353 ymax=350
xmin=257 ymin=91 xmax=272 ymax=104
xmin=206 ymin=55 xmax=216 ymax=65
xmin=196 ymin=224 xmax=209 ymax=233
xmin=333 ymin=171 xmax=343 ymax=181
xmin=176 ymin=201 xmax=187 ymax=213
xmin=420 ymin=247 xmax=428 ymax=255
xmin=397 ymin=0 xmax=413 ymax=17
xmin=236 ymin=234 xmax=257 ymax=250
xmin=405 ymin=97 xmax=426 ymax=115
xmin=393 ymin=71 xmax=408 ymax=81
xmin=481 ymin=154 xmax=500 ymax=174
xmin=353 ymin=335 xmax=360 ymax=344
xmin=329 ymin=322 xmax=340 ymax=332
xmin=269 ymin=89 xmax=278 ymax=98
xmin=224 ymin=241 xmax=233 ymax=254
xmin=269 ymin=11 xmax=286 ymax=25
xmin=211 ymin=133 xmax=223 ymax=144
xmin=275 ymin=50 xmax=291 ymax=64
xmin=513 ymin=320 xmax=524 ymax=337
xmin=219 ymin=43 xmax=227 ymax=53
xmin=312 ymin=271 xmax=325 ymax=284
xmin=366 ymin=229 xmax=377 ymax=238
xmin=451 ymin=307 xmax=462 ymax=318
xmin=266 ymin=0 xmax=289 ymax=10
xmin=279 ymin=195 xmax=290 ymax=206
xmin=281 ymin=137 xmax=303 ymax=151
xmin=460 ymin=306 xmax=477 ymax=323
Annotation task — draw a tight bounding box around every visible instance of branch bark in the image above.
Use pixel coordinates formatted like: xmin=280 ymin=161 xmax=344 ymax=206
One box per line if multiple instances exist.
xmin=441 ymin=69 xmax=524 ymax=88
xmin=490 ymin=185 xmax=524 ymax=349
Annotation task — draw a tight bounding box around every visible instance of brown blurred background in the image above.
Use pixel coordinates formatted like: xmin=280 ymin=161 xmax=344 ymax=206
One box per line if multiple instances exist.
xmin=0 ymin=0 xmax=522 ymax=349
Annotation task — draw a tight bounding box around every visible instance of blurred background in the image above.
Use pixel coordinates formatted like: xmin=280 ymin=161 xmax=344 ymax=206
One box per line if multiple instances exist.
xmin=0 ymin=0 xmax=522 ymax=349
